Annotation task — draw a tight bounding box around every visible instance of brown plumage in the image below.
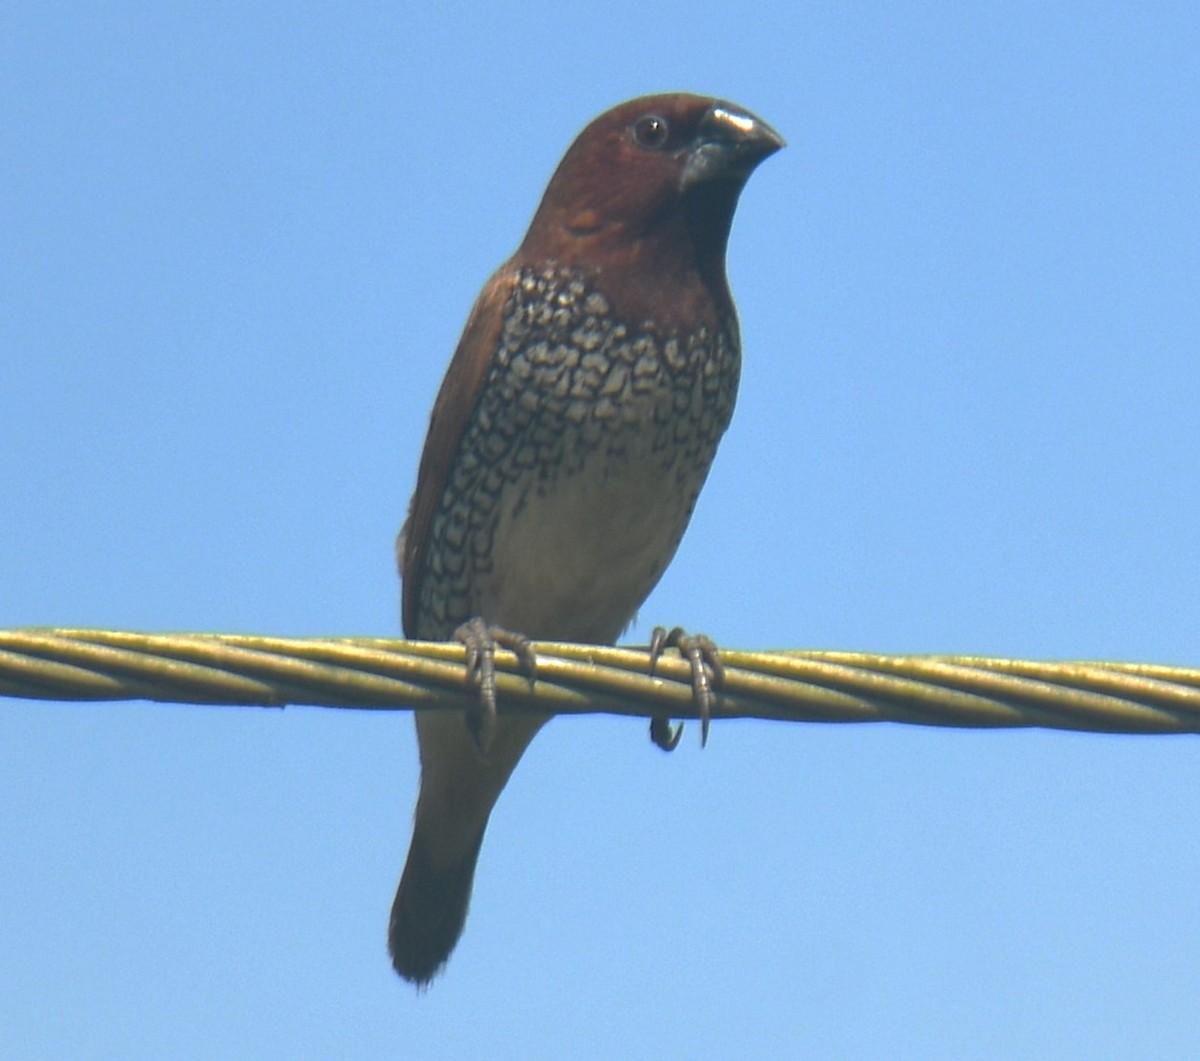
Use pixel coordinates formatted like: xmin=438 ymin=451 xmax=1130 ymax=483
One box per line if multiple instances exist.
xmin=390 ymin=93 xmax=782 ymax=985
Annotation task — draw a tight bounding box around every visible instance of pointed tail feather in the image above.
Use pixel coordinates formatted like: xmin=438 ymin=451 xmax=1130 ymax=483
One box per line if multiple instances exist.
xmin=388 ymin=819 xmax=488 ymax=986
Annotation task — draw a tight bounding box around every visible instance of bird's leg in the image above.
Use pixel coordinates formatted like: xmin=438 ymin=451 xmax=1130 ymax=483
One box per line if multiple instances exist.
xmin=648 ymin=625 xmax=725 ymax=749
xmin=453 ymin=617 xmax=538 ymax=757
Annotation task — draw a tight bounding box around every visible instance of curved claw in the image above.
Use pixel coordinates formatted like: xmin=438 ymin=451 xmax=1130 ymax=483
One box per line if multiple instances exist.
xmin=453 ymin=618 xmax=537 ymax=757
xmin=649 ymin=716 xmax=684 ymax=752
xmin=647 ymin=625 xmax=724 ymax=748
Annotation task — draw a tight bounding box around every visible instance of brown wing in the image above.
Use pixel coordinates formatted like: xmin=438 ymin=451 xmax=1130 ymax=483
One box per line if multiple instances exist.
xmin=401 ymin=265 xmax=518 ymax=637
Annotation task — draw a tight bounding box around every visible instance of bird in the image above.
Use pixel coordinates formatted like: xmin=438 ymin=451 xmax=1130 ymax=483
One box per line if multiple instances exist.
xmin=389 ymin=92 xmax=783 ymax=986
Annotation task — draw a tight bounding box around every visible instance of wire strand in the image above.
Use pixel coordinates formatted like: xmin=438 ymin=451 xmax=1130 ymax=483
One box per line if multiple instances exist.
xmin=2 ymin=628 xmax=1199 ymax=735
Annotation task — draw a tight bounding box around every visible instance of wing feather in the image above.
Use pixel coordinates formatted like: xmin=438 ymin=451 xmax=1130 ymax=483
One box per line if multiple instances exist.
xmin=400 ymin=266 xmax=518 ymax=637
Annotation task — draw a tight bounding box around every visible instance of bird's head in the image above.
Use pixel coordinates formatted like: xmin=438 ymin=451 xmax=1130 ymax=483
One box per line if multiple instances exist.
xmin=518 ymin=94 xmax=783 ymax=318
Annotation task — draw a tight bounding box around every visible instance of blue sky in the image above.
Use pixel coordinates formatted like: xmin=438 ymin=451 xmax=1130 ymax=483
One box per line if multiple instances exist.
xmin=2 ymin=2 xmax=1199 ymax=1057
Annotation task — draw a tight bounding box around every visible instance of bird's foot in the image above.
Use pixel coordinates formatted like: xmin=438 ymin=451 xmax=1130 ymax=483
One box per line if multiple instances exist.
xmin=648 ymin=626 xmax=725 ymax=750
xmin=453 ymin=617 xmax=538 ymax=757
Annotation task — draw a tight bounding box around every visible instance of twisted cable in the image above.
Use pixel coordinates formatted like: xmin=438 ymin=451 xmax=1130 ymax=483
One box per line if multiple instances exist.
xmin=2 ymin=628 xmax=1198 ymax=735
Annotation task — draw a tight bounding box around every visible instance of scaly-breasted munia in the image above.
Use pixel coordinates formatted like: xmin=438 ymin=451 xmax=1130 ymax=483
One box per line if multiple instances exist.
xmin=390 ymin=93 xmax=782 ymax=985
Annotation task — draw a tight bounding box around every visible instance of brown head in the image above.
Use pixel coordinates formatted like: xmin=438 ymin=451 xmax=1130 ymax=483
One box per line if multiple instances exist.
xmin=517 ymin=93 xmax=784 ymax=328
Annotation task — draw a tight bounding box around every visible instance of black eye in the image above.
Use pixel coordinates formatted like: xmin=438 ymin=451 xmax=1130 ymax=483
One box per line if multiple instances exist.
xmin=632 ymin=114 xmax=669 ymax=149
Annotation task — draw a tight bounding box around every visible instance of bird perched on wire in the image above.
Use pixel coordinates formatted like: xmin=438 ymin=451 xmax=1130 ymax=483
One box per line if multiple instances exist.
xmin=389 ymin=92 xmax=783 ymax=985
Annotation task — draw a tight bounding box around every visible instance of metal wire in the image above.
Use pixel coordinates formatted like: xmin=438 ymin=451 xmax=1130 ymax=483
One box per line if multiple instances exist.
xmin=2 ymin=627 xmax=1199 ymax=735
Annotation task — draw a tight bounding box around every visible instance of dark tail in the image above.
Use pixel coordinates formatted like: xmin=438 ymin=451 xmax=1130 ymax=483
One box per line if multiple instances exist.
xmin=388 ymin=818 xmax=488 ymax=987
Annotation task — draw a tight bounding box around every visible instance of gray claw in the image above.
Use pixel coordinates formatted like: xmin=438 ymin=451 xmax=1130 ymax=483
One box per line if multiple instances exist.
xmin=649 ymin=716 xmax=683 ymax=752
xmin=453 ymin=618 xmax=537 ymax=757
xmin=647 ymin=625 xmax=723 ymax=749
